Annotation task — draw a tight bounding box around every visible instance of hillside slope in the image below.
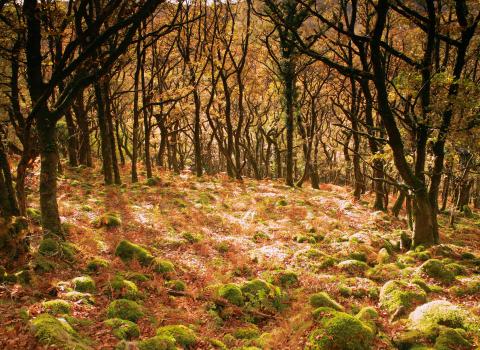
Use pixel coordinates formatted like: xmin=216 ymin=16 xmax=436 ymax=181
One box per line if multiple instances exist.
xmin=1 ymin=166 xmax=480 ymax=349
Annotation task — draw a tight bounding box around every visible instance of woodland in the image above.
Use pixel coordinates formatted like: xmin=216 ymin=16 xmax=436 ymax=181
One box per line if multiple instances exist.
xmin=0 ymin=0 xmax=480 ymax=349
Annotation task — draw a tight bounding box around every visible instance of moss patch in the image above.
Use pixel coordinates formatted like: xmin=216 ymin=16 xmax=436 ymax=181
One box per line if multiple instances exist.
xmin=218 ymin=284 xmax=244 ymax=306
xmin=104 ymin=318 xmax=140 ymax=340
xmin=309 ymin=292 xmax=344 ymax=311
xmin=419 ymin=259 xmax=455 ymax=284
xmin=156 ymin=325 xmax=197 ymax=348
xmin=92 ymin=212 xmax=122 ymax=228
xmin=106 ymin=299 xmax=143 ymax=322
xmin=30 ymin=313 xmax=90 ymax=350
xmin=115 ymin=240 xmax=154 ymax=266
xmin=72 ymin=276 xmax=96 ymax=293
xmin=306 ymin=309 xmax=374 ymax=350
xmin=136 ymin=335 xmax=176 ymax=350
xmin=43 ymin=299 xmax=72 ymax=315
xmin=379 ymin=280 xmax=427 ymax=314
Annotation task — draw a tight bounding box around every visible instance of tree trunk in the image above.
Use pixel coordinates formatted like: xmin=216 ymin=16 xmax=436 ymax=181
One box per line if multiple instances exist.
xmin=95 ymin=81 xmax=114 ymax=185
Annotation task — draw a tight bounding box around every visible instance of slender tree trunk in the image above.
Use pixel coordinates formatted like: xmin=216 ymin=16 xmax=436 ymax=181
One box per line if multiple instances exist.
xmin=95 ymin=82 xmax=114 ymax=185
xmin=73 ymin=92 xmax=92 ymax=167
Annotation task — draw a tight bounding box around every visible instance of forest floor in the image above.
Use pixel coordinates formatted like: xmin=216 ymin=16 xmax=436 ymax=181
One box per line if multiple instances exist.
xmin=1 ymin=165 xmax=480 ymax=349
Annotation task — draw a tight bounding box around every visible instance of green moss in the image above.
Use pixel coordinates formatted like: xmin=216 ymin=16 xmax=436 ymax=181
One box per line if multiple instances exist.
xmin=276 ymin=199 xmax=288 ymax=206
xmin=294 ymin=234 xmax=316 ymax=244
xmin=145 ymin=177 xmax=161 ymax=186
xmin=233 ymin=325 xmax=260 ymax=339
xmin=30 ymin=313 xmax=90 ymax=350
xmin=419 ymin=259 xmax=456 ymax=284
xmin=104 ymin=318 xmax=140 ymax=340
xmin=156 ymin=325 xmax=197 ymax=348
xmin=377 ymin=248 xmax=392 ymax=263
xmin=63 ymin=291 xmax=94 ymax=304
xmin=240 ymin=279 xmax=285 ymax=313
xmin=136 ymin=335 xmax=176 ymax=350
xmin=115 ymin=240 xmax=154 ymax=266
xmin=445 ymin=263 xmax=466 ymax=276
xmin=272 ymin=270 xmax=299 ymax=288
xmin=306 ymin=310 xmax=374 ymax=350
xmin=356 ymin=307 xmax=379 ymax=333
xmin=92 ymin=212 xmax=122 ymax=228
xmin=110 ymin=275 xmax=141 ymax=300
xmin=408 ymin=300 xmax=477 ymax=333
xmin=337 ymin=259 xmax=369 ymax=275
xmin=86 ymin=257 xmax=110 ymax=272
xmin=349 ymin=252 xmax=367 ymax=262
xmin=366 ymin=263 xmax=401 ymax=282
xmin=80 ymin=205 xmax=93 ymax=212
xmin=31 ymin=255 xmax=57 ymax=273
xmin=450 ymin=277 xmax=480 ymax=296
xmin=181 ymin=231 xmax=202 ymax=243
xmin=72 ymin=276 xmax=96 ymax=293
xmin=218 ymin=284 xmax=244 ymax=306
xmin=309 ymin=292 xmax=344 ymax=311
xmin=166 ymin=280 xmax=186 ymax=292
xmin=152 ymin=258 xmax=175 ymax=274
xmin=43 ymin=299 xmax=72 ymax=315
xmin=26 ymin=207 xmax=41 ymax=223
xmin=106 ymin=299 xmax=144 ymax=322
xmin=434 ymin=327 xmax=473 ymax=350
xmin=379 ymin=280 xmax=427 ymax=314
xmin=38 ymin=238 xmax=76 ymax=261
xmin=123 ymin=272 xmax=151 ymax=282
xmin=209 ymin=338 xmax=227 ymax=349
xmin=412 ymin=278 xmax=432 ymax=293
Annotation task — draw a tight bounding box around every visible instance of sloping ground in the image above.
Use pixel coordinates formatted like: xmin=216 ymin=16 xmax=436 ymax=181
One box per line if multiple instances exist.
xmin=1 ymin=166 xmax=480 ymax=349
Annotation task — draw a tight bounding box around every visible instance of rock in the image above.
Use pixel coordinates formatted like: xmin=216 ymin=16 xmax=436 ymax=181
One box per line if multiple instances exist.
xmin=72 ymin=276 xmax=96 ymax=293
xmin=152 ymin=258 xmax=175 ymax=275
xmin=419 ymin=259 xmax=456 ymax=284
xmin=309 ymin=292 xmax=344 ymax=311
xmin=63 ymin=291 xmax=94 ymax=304
xmin=104 ymin=318 xmax=140 ymax=340
xmin=114 ymin=240 xmax=154 ymax=266
xmin=306 ymin=309 xmax=374 ymax=350
xmin=136 ymin=335 xmax=176 ymax=350
xmin=366 ymin=263 xmax=401 ymax=282
xmin=434 ymin=327 xmax=473 ymax=350
xmin=165 ymin=280 xmax=186 ymax=292
xmin=30 ymin=313 xmax=91 ymax=350
xmin=408 ymin=300 xmax=477 ymax=333
xmin=450 ymin=277 xmax=480 ymax=296
xmin=106 ymin=299 xmax=144 ymax=322
xmin=379 ymin=280 xmax=427 ymax=315
xmin=86 ymin=257 xmax=109 ymax=272
xmin=233 ymin=325 xmax=260 ymax=339
xmin=38 ymin=238 xmax=76 ymax=261
xmin=156 ymin=325 xmax=197 ymax=348
xmin=240 ymin=279 xmax=285 ymax=313
xmin=337 ymin=260 xmax=369 ymax=275
xmin=377 ymin=248 xmax=392 ymax=264
xmin=271 ymin=270 xmax=299 ymax=288
xmin=356 ymin=307 xmax=379 ymax=333
xmin=42 ymin=299 xmax=72 ymax=315
xmin=110 ymin=275 xmax=142 ymax=300
xmin=92 ymin=212 xmax=121 ymax=228
xmin=218 ymin=284 xmax=244 ymax=306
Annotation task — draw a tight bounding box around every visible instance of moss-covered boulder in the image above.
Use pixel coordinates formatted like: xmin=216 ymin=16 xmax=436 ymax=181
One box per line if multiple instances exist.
xmin=110 ymin=275 xmax=141 ymax=300
xmin=63 ymin=291 xmax=94 ymax=304
xmin=271 ymin=270 xmax=299 ymax=288
xmin=218 ymin=284 xmax=244 ymax=306
xmin=232 ymin=325 xmax=260 ymax=339
xmin=408 ymin=300 xmax=478 ymax=333
xmin=115 ymin=240 xmax=153 ymax=266
xmin=38 ymin=238 xmax=76 ymax=261
xmin=337 ymin=259 xmax=369 ymax=275
xmin=356 ymin=307 xmax=379 ymax=334
xmin=72 ymin=276 xmax=96 ymax=293
xmin=434 ymin=327 xmax=473 ymax=350
xmin=419 ymin=259 xmax=456 ymax=284
xmin=86 ymin=257 xmax=109 ymax=272
xmin=30 ymin=313 xmax=90 ymax=350
xmin=136 ymin=335 xmax=176 ymax=350
xmin=379 ymin=280 xmax=427 ymax=315
xmin=309 ymin=292 xmax=344 ymax=311
xmin=43 ymin=299 xmax=72 ymax=315
xmin=165 ymin=279 xmax=186 ymax=292
xmin=152 ymin=258 xmax=175 ymax=275
xmin=450 ymin=277 xmax=480 ymax=296
xmin=104 ymin=318 xmax=140 ymax=340
xmin=306 ymin=309 xmax=374 ymax=350
xmin=377 ymin=248 xmax=392 ymax=264
xmin=240 ymin=279 xmax=285 ymax=312
xmin=156 ymin=325 xmax=197 ymax=348
xmin=106 ymin=299 xmax=143 ymax=322
xmin=92 ymin=212 xmax=122 ymax=228
xmin=366 ymin=263 xmax=401 ymax=282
